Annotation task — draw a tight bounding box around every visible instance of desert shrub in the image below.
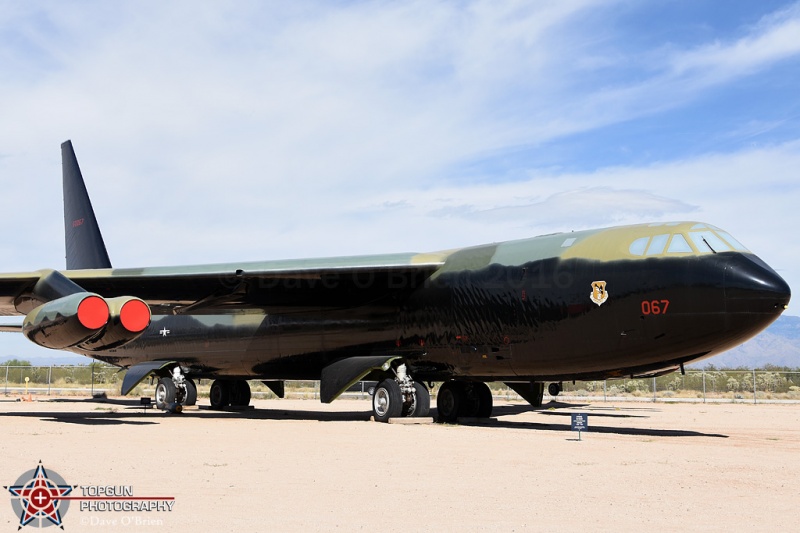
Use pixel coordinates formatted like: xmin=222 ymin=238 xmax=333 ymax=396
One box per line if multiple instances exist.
xmin=624 ymin=380 xmax=648 ymax=393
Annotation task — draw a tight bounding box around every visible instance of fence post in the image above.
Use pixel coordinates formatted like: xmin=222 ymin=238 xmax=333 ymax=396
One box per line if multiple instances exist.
xmin=753 ymin=369 xmax=757 ymax=404
xmin=4 ymin=365 xmax=7 ymax=395
xmin=652 ymin=377 xmax=656 ymax=402
xmin=603 ymin=380 xmax=607 ymax=402
xmin=91 ymin=365 xmax=95 ymax=397
xmin=48 ymin=366 xmax=52 ymax=396
xmin=702 ymin=370 xmax=706 ymax=404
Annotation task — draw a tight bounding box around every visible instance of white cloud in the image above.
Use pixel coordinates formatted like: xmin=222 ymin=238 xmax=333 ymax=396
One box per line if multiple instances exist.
xmin=669 ymin=2 xmax=800 ymax=80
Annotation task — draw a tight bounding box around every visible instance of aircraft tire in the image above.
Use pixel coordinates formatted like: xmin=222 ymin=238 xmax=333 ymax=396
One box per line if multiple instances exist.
xmin=373 ymin=379 xmax=402 ymax=422
xmin=409 ymin=382 xmax=430 ymax=417
xmin=209 ymin=380 xmax=231 ymax=409
xmin=155 ymin=377 xmax=176 ymax=410
xmin=474 ymin=382 xmax=493 ymax=418
xmin=436 ymin=381 xmax=463 ymax=423
xmin=548 ymin=382 xmax=561 ymax=397
xmin=184 ymin=378 xmax=197 ymax=406
xmin=231 ymin=381 xmax=251 ymax=407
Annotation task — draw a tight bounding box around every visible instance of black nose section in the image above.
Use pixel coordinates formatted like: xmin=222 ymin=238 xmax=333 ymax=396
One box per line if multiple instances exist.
xmin=724 ymin=253 xmax=791 ymax=314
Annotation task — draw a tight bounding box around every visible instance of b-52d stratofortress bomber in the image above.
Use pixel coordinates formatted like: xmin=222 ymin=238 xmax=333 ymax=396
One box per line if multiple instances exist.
xmin=0 ymin=142 xmax=791 ymax=421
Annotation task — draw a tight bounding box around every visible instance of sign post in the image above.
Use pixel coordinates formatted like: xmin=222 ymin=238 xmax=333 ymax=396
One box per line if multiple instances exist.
xmin=571 ymin=413 xmax=589 ymax=440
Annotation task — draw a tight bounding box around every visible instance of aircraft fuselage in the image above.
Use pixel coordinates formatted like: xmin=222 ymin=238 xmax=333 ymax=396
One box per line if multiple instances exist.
xmin=84 ymin=223 xmax=790 ymax=383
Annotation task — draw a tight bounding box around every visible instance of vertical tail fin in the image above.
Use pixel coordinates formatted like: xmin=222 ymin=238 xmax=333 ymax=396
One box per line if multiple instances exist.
xmin=62 ymin=140 xmax=112 ymax=270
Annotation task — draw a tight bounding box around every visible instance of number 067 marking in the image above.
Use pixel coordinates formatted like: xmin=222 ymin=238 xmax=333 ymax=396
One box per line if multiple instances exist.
xmin=641 ymin=300 xmax=670 ymax=315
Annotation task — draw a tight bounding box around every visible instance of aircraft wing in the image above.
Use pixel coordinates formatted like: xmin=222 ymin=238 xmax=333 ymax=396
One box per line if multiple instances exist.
xmin=0 ymin=273 xmax=43 ymax=316
xmin=0 ymin=252 xmax=446 ymax=317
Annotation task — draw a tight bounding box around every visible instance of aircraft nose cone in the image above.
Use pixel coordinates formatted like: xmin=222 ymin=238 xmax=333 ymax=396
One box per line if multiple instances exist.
xmin=724 ymin=253 xmax=791 ymax=314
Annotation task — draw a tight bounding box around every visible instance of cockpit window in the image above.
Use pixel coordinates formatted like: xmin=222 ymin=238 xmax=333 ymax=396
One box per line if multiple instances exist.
xmin=667 ymin=234 xmax=692 ymax=253
xmin=628 ymin=224 xmax=749 ymax=257
xmin=717 ymin=231 xmax=750 ymax=252
xmin=689 ymin=231 xmax=731 ymax=253
xmin=645 ymin=234 xmax=669 ymax=255
xmin=629 ymin=237 xmax=648 ymax=256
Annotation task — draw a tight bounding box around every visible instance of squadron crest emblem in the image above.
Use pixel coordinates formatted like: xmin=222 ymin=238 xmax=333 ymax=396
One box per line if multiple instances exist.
xmin=590 ymin=281 xmax=608 ymax=306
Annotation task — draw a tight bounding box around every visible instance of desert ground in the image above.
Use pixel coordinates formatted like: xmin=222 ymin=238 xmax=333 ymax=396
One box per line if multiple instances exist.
xmin=0 ymin=396 xmax=797 ymax=532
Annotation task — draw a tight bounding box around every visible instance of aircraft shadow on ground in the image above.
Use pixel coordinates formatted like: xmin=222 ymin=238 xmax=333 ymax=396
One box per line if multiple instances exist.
xmin=1 ymin=399 xmax=728 ymax=437
xmin=493 ymin=402 xmax=654 ymax=419
xmin=458 ymin=417 xmax=729 ymax=438
xmin=477 ymin=402 xmax=728 ymax=437
xmin=0 ymin=411 xmax=160 ymax=426
xmin=0 ymin=398 xmax=372 ymax=425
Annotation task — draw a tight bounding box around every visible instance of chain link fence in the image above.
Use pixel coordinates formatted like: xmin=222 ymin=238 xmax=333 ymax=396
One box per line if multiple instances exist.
xmin=2 ymin=364 xmax=799 ymax=403
xmin=532 ymin=369 xmax=800 ymax=403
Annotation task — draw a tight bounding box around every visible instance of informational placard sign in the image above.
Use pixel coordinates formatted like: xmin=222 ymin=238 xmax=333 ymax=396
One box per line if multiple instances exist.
xmin=571 ymin=413 xmax=588 ymax=440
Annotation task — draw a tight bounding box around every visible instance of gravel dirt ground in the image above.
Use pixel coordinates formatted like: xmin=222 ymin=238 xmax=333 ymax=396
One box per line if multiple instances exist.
xmin=0 ymin=397 xmax=797 ymax=532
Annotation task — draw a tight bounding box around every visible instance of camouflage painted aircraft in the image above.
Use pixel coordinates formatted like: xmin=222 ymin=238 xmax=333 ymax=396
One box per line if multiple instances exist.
xmin=0 ymin=142 xmax=791 ymax=421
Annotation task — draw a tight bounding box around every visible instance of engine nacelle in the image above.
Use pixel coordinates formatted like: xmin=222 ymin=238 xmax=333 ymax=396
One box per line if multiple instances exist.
xmin=23 ymin=294 xmax=152 ymax=351
xmin=23 ymin=292 xmax=110 ymax=350
xmin=76 ymin=296 xmax=151 ymax=351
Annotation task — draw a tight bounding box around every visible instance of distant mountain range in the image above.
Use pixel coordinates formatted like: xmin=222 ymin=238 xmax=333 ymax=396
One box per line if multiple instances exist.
xmin=3 ymin=315 xmax=800 ymax=370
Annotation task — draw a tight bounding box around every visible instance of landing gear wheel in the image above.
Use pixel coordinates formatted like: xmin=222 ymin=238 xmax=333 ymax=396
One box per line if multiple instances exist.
xmin=184 ymin=378 xmax=197 ymax=406
xmin=209 ymin=379 xmax=231 ymax=409
xmin=231 ymin=381 xmax=251 ymax=407
xmin=155 ymin=377 xmax=176 ymax=410
xmin=460 ymin=383 xmax=482 ymax=417
xmin=408 ymin=382 xmax=431 ymax=417
xmin=548 ymin=382 xmax=562 ymax=397
xmin=373 ymin=379 xmax=403 ymax=422
xmin=474 ymin=382 xmax=493 ymax=418
xmin=436 ymin=381 xmax=463 ymax=423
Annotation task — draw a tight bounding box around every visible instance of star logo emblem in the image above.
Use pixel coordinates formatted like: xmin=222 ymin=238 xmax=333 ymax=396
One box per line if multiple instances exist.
xmin=6 ymin=462 xmax=74 ymax=529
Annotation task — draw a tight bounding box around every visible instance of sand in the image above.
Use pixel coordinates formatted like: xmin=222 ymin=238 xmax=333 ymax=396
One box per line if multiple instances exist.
xmin=0 ymin=397 xmax=797 ymax=532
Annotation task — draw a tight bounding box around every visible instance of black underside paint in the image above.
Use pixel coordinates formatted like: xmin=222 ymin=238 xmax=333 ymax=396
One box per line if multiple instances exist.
xmin=86 ymin=252 xmax=789 ymax=383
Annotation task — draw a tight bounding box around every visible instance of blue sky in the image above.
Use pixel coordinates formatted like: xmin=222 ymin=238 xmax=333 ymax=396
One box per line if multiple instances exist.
xmin=1 ymin=1 xmax=799 ymax=362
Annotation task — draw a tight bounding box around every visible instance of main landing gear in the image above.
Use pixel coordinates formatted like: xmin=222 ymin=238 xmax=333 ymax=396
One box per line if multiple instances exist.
xmin=548 ymin=382 xmax=562 ymax=397
xmin=209 ymin=379 xmax=251 ymax=409
xmin=372 ymin=364 xmax=430 ymax=422
xmin=436 ymin=381 xmax=493 ymax=423
xmin=154 ymin=367 xmax=197 ymax=411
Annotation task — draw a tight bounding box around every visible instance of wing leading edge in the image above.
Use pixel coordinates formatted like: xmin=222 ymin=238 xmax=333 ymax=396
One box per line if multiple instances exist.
xmin=0 ymin=255 xmax=445 ymax=317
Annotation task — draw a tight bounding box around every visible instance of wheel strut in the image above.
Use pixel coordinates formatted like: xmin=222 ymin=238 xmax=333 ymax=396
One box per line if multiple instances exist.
xmin=370 ymin=364 xmax=430 ymax=422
